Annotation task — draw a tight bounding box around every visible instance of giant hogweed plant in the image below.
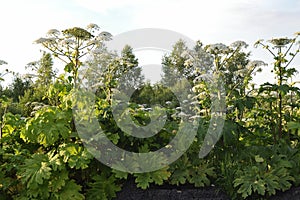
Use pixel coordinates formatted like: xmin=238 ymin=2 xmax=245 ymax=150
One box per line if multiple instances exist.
xmin=254 ymin=32 xmax=300 ymax=144
xmin=224 ymin=33 xmax=300 ymax=199
xmin=34 ymin=23 xmax=112 ymax=87
xmin=190 ymin=40 xmax=265 ymax=149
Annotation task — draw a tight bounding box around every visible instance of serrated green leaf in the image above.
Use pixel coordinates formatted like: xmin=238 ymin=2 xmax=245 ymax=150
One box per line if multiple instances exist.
xmin=253 ymin=179 xmax=266 ymax=196
xmin=112 ymin=169 xmax=128 ymax=179
xmin=21 ymin=107 xmax=71 ymax=147
xmin=48 ymin=150 xmax=64 ymax=171
xmin=59 ymin=144 xmax=93 ymax=169
xmin=170 ymin=168 xmax=189 ymax=185
xmin=134 ymin=173 xmax=153 ymax=189
xmin=264 ymin=173 xmax=280 ymax=195
xmin=20 ymin=154 xmax=52 ymax=188
xmin=237 ymin=182 xmax=252 ymax=199
xmin=50 ymin=170 xmax=69 ymax=192
xmin=57 ymin=180 xmax=84 ymax=200
xmin=150 ymin=168 xmax=171 ymax=185
xmin=87 ymin=173 xmax=121 ymax=200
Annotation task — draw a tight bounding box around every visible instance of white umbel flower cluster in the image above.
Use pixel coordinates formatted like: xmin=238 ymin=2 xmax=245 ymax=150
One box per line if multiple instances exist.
xmin=206 ymin=43 xmax=229 ymax=54
xmin=230 ymin=40 xmax=248 ymax=49
xmin=0 ymin=60 xmax=7 ymax=65
xmin=97 ymin=31 xmax=112 ymax=41
xmin=47 ymin=29 xmax=60 ymax=36
xmin=247 ymin=60 xmax=267 ymax=68
xmin=234 ymin=60 xmax=266 ymax=77
xmin=34 ymin=37 xmax=56 ymax=44
xmin=86 ymin=23 xmax=100 ymax=31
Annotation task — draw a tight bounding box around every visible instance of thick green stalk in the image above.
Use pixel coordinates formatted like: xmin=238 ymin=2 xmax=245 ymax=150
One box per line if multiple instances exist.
xmin=277 ymin=48 xmax=283 ymax=139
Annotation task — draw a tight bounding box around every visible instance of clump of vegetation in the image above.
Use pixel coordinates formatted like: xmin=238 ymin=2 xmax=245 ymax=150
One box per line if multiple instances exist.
xmin=0 ymin=25 xmax=300 ymax=199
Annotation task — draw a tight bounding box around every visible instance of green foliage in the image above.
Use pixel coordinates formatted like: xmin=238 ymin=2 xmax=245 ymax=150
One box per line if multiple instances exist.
xmin=169 ymin=154 xmax=216 ymax=187
xmin=134 ymin=167 xmax=171 ymax=189
xmin=86 ymin=172 xmax=121 ymax=200
xmin=287 ymin=121 xmax=300 ymax=136
xmin=26 ymin=51 xmax=55 ymax=86
xmin=58 ymin=143 xmax=93 ymax=169
xmin=233 ymin=154 xmax=294 ymax=199
xmin=4 ymin=75 xmax=32 ymax=103
xmin=20 ymin=107 xmax=71 ymax=147
xmin=0 ymin=113 xmax=28 ymax=197
xmin=86 ymin=44 xmax=144 ymax=103
xmin=35 ymin=24 xmax=110 ymax=86
xmin=1 ymin=28 xmax=300 ymax=200
xmin=20 ymin=154 xmax=52 ymax=189
xmin=54 ymin=180 xmax=84 ymax=200
xmin=17 ymin=152 xmax=84 ymax=200
xmin=255 ymin=34 xmax=300 ymax=142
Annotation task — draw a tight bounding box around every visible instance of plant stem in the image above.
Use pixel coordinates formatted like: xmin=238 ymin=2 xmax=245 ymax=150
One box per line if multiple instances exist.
xmin=278 ymin=48 xmax=283 ymax=139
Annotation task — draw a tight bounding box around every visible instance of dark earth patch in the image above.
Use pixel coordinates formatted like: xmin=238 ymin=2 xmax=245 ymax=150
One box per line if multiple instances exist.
xmin=115 ymin=179 xmax=300 ymax=200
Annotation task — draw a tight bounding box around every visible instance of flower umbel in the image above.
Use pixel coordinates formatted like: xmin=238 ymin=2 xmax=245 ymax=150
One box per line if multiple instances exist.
xmin=34 ymin=37 xmax=49 ymax=44
xmin=230 ymin=40 xmax=248 ymax=49
xmin=47 ymin=29 xmax=60 ymax=36
xmin=0 ymin=60 xmax=8 ymax=65
xmin=98 ymin=31 xmax=112 ymax=41
xmin=247 ymin=60 xmax=267 ymax=67
xmin=206 ymin=43 xmax=229 ymax=54
xmin=86 ymin=23 xmax=100 ymax=31
xmin=268 ymin=38 xmax=293 ymax=48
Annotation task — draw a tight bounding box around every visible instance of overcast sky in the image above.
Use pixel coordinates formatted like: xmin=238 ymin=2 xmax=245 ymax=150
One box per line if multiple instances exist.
xmin=0 ymin=0 xmax=299 ymax=85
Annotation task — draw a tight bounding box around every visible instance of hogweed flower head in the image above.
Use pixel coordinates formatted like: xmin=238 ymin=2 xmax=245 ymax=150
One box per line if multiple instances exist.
xmin=294 ymin=31 xmax=300 ymax=36
xmin=34 ymin=37 xmax=56 ymax=45
xmin=0 ymin=60 xmax=8 ymax=65
xmin=268 ymin=38 xmax=293 ymax=48
xmin=47 ymin=29 xmax=60 ymax=36
xmin=26 ymin=61 xmax=38 ymax=69
xmin=86 ymin=23 xmax=100 ymax=31
xmin=34 ymin=37 xmax=48 ymax=44
xmin=62 ymin=27 xmax=93 ymax=40
xmin=248 ymin=60 xmax=267 ymax=67
xmin=230 ymin=40 xmax=248 ymax=49
xmin=98 ymin=31 xmax=112 ymax=41
xmin=254 ymin=39 xmax=264 ymax=48
xmin=206 ymin=43 xmax=229 ymax=54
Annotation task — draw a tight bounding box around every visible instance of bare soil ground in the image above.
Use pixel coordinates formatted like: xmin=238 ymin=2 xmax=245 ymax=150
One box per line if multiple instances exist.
xmin=115 ymin=179 xmax=300 ymax=200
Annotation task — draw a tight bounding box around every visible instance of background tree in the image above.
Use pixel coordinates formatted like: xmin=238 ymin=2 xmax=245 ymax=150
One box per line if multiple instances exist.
xmin=8 ymin=75 xmax=32 ymax=102
xmin=117 ymin=45 xmax=144 ymax=92
xmin=17 ymin=52 xmax=56 ymax=116
xmin=162 ymin=40 xmax=213 ymax=85
xmin=26 ymin=51 xmax=55 ymax=86
xmin=84 ymin=44 xmax=144 ymax=102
